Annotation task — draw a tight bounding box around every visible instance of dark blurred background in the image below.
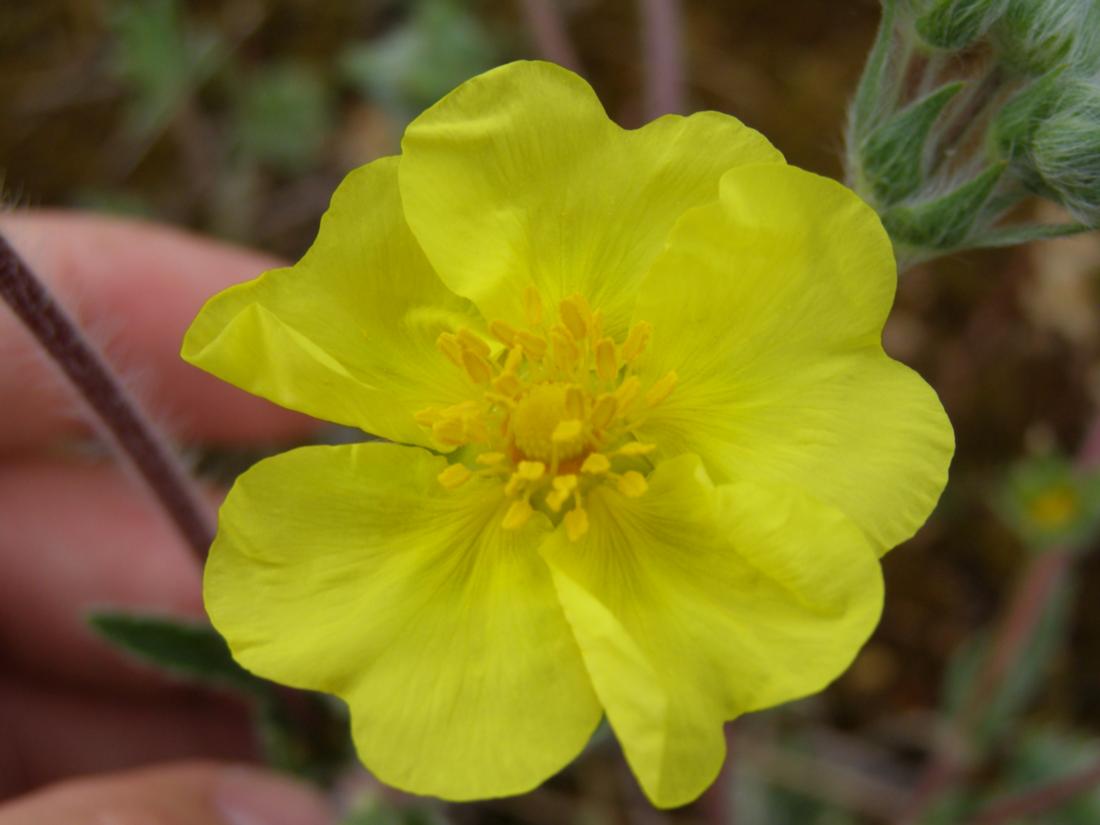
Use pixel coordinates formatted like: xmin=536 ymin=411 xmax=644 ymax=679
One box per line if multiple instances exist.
xmin=4 ymin=2 xmax=1100 ymax=823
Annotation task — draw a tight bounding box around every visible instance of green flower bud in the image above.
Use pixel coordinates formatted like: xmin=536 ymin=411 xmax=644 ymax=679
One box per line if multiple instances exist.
xmin=1031 ymin=79 xmax=1100 ymax=224
xmin=883 ymin=163 xmax=1006 ymax=249
xmin=993 ymin=0 xmax=1099 ymax=76
xmin=913 ymin=0 xmax=1007 ymax=50
xmin=860 ymin=81 xmax=964 ymax=204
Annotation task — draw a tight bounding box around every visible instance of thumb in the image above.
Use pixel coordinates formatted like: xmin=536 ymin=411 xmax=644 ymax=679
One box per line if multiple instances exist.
xmin=0 ymin=762 xmax=334 ymax=825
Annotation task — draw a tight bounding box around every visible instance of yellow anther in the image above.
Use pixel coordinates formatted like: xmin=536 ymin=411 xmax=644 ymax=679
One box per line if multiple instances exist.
xmin=414 ymin=407 xmax=443 ymax=426
xmin=463 ymin=414 xmax=490 ymax=444
xmin=436 ymin=332 xmax=464 ymax=367
xmin=553 ymin=474 xmax=578 ymax=493
xmin=564 ymin=506 xmax=589 ymax=541
xmin=645 ymin=370 xmax=678 ymax=406
xmin=545 ymin=489 xmax=570 ymax=512
xmin=621 ymin=321 xmax=653 ymax=363
xmin=503 ymin=346 xmax=524 ymax=374
xmin=590 ymin=394 xmax=617 ymax=430
xmin=565 ymin=386 xmax=585 ymax=420
xmin=493 ymin=372 xmax=522 ymax=397
xmin=617 ymin=441 xmax=656 ymax=457
xmin=559 ymin=295 xmax=589 ymax=341
xmin=595 ymin=337 xmax=618 ymax=382
xmin=432 ymin=417 xmax=466 ymax=446
xmin=502 ymin=497 xmax=534 ymax=530
xmin=462 ymin=349 xmax=493 ymax=385
xmin=516 ymin=460 xmax=546 ymax=481
xmin=437 ymin=463 xmax=472 ymax=489
xmin=515 ymin=330 xmax=548 ymax=359
xmin=476 ymin=452 xmax=506 ymax=465
xmin=551 ymin=326 xmax=580 ymax=370
xmin=523 ymin=285 xmax=544 ymax=326
xmin=488 ymin=320 xmax=518 ymax=347
xmin=553 ymin=419 xmax=584 ymax=443
xmin=614 ymin=375 xmax=641 ymax=411
xmin=590 ymin=309 xmax=604 ymax=343
xmin=617 ymin=471 xmax=648 ymax=498
xmin=504 ymin=473 xmax=524 ymax=497
xmin=484 ymin=392 xmax=517 ymax=408
xmin=546 ymin=475 xmax=579 ymax=512
xmin=457 ymin=328 xmax=490 ymax=358
xmin=581 ymin=453 xmax=611 ymax=475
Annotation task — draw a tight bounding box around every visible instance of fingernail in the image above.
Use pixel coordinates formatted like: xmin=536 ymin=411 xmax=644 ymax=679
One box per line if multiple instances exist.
xmin=214 ymin=767 xmax=333 ymax=825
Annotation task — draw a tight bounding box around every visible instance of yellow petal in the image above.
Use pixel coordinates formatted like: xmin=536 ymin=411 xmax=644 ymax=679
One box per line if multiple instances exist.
xmin=206 ymin=442 xmax=601 ymax=799
xmin=398 ymin=61 xmax=783 ymax=338
xmin=182 ymin=157 xmax=482 ymax=447
xmin=540 ymin=454 xmax=882 ymax=807
xmin=634 ymin=164 xmax=954 ymax=554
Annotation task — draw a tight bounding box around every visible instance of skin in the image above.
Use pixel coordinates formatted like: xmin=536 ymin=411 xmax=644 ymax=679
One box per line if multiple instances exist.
xmin=0 ymin=212 xmax=328 ymax=824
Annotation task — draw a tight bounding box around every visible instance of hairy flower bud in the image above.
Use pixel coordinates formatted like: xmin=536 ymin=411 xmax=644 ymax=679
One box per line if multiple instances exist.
xmin=912 ymin=0 xmax=1007 ymax=49
xmin=1031 ymin=79 xmax=1100 ymax=224
xmin=993 ymin=0 xmax=1100 ymax=76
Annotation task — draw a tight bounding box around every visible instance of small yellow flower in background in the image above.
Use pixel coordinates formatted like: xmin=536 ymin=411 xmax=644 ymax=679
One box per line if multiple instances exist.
xmin=182 ymin=61 xmax=954 ymax=807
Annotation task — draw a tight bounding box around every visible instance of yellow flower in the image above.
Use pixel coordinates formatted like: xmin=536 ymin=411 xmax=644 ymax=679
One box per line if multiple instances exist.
xmin=182 ymin=61 xmax=953 ymax=807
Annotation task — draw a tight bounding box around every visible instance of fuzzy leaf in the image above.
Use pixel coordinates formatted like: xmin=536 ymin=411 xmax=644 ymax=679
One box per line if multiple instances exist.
xmin=860 ymin=82 xmax=964 ymax=203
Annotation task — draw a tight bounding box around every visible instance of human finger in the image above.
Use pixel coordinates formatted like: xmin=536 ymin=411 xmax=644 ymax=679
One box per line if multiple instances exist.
xmin=0 ymin=210 xmax=320 ymax=453
xmin=0 ymin=762 xmax=332 ymax=825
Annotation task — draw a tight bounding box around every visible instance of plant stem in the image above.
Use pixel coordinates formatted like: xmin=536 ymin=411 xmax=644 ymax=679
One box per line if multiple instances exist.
xmin=517 ymin=0 xmax=583 ymax=73
xmin=967 ymin=760 xmax=1100 ymax=824
xmin=639 ymin=0 xmax=686 ymax=119
xmin=0 ymin=231 xmax=215 ymax=562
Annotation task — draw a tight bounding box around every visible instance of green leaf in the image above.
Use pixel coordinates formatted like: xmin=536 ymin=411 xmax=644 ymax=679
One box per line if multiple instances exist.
xmin=967 ymin=221 xmax=1090 ymax=248
xmin=340 ymin=0 xmax=497 ymax=119
xmin=89 ymin=611 xmax=269 ymax=696
xmin=915 ymin=0 xmax=1007 ymax=50
xmin=849 ymin=0 xmax=899 ymax=140
xmin=233 ymin=63 xmax=333 ymax=174
xmin=860 ymin=82 xmax=965 ymax=203
xmin=108 ymin=0 xmax=226 ymax=136
xmin=883 ymin=162 xmax=1005 ymax=248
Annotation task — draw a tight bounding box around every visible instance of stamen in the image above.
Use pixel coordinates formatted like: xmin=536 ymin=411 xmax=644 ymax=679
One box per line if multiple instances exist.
xmin=437 ymin=463 xmax=472 ymax=489
xmin=493 ymin=372 xmax=522 ymax=397
xmin=523 ymin=285 xmax=543 ymax=326
xmin=477 ymin=452 xmax=506 ymax=465
xmin=553 ymin=419 xmax=584 ymax=444
xmin=564 ymin=506 xmax=589 ymax=541
xmin=617 ymin=471 xmax=648 ymax=498
xmin=515 ymin=330 xmax=547 ymax=359
xmin=581 ymin=453 xmax=611 ymax=475
xmin=436 ymin=332 xmax=464 ymax=367
xmin=489 ymin=320 xmax=518 ymax=347
xmin=461 ymin=349 xmax=493 ymax=385
xmin=614 ymin=376 xmax=641 ymax=411
xmin=559 ymin=295 xmax=589 ymax=341
xmin=550 ymin=327 xmax=580 ymax=370
xmin=457 ymin=328 xmax=490 ymax=358
xmin=516 ymin=461 xmax=546 ymax=481
xmin=503 ymin=497 xmax=534 ymax=530
xmin=590 ymin=395 xmax=617 ymax=429
xmin=645 ymin=371 xmax=678 ymax=406
xmin=595 ymin=337 xmax=618 ymax=382
xmin=617 ymin=442 xmax=656 ymax=457
xmin=621 ymin=321 xmax=653 ymax=362
xmin=565 ymin=387 xmax=585 ymax=420
xmin=432 ymin=417 xmax=466 ymax=446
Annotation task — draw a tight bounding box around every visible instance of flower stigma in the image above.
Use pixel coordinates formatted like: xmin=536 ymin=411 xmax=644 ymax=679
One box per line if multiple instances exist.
xmin=416 ymin=286 xmax=677 ymax=541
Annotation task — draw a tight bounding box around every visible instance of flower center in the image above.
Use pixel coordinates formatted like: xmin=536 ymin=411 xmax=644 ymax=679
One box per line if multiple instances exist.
xmin=416 ymin=287 xmax=676 ymax=541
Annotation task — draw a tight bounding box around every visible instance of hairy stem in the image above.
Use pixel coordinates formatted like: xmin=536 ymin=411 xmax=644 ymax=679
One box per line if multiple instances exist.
xmin=0 ymin=231 xmax=215 ymax=562
xmin=639 ymin=0 xmax=686 ymax=119
xmin=517 ymin=0 xmax=583 ymax=73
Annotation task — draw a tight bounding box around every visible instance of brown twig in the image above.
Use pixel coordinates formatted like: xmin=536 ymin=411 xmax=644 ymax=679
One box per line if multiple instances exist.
xmin=517 ymin=0 xmax=583 ymax=73
xmin=639 ymin=0 xmax=686 ymax=119
xmin=0 ymin=231 xmax=215 ymax=562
